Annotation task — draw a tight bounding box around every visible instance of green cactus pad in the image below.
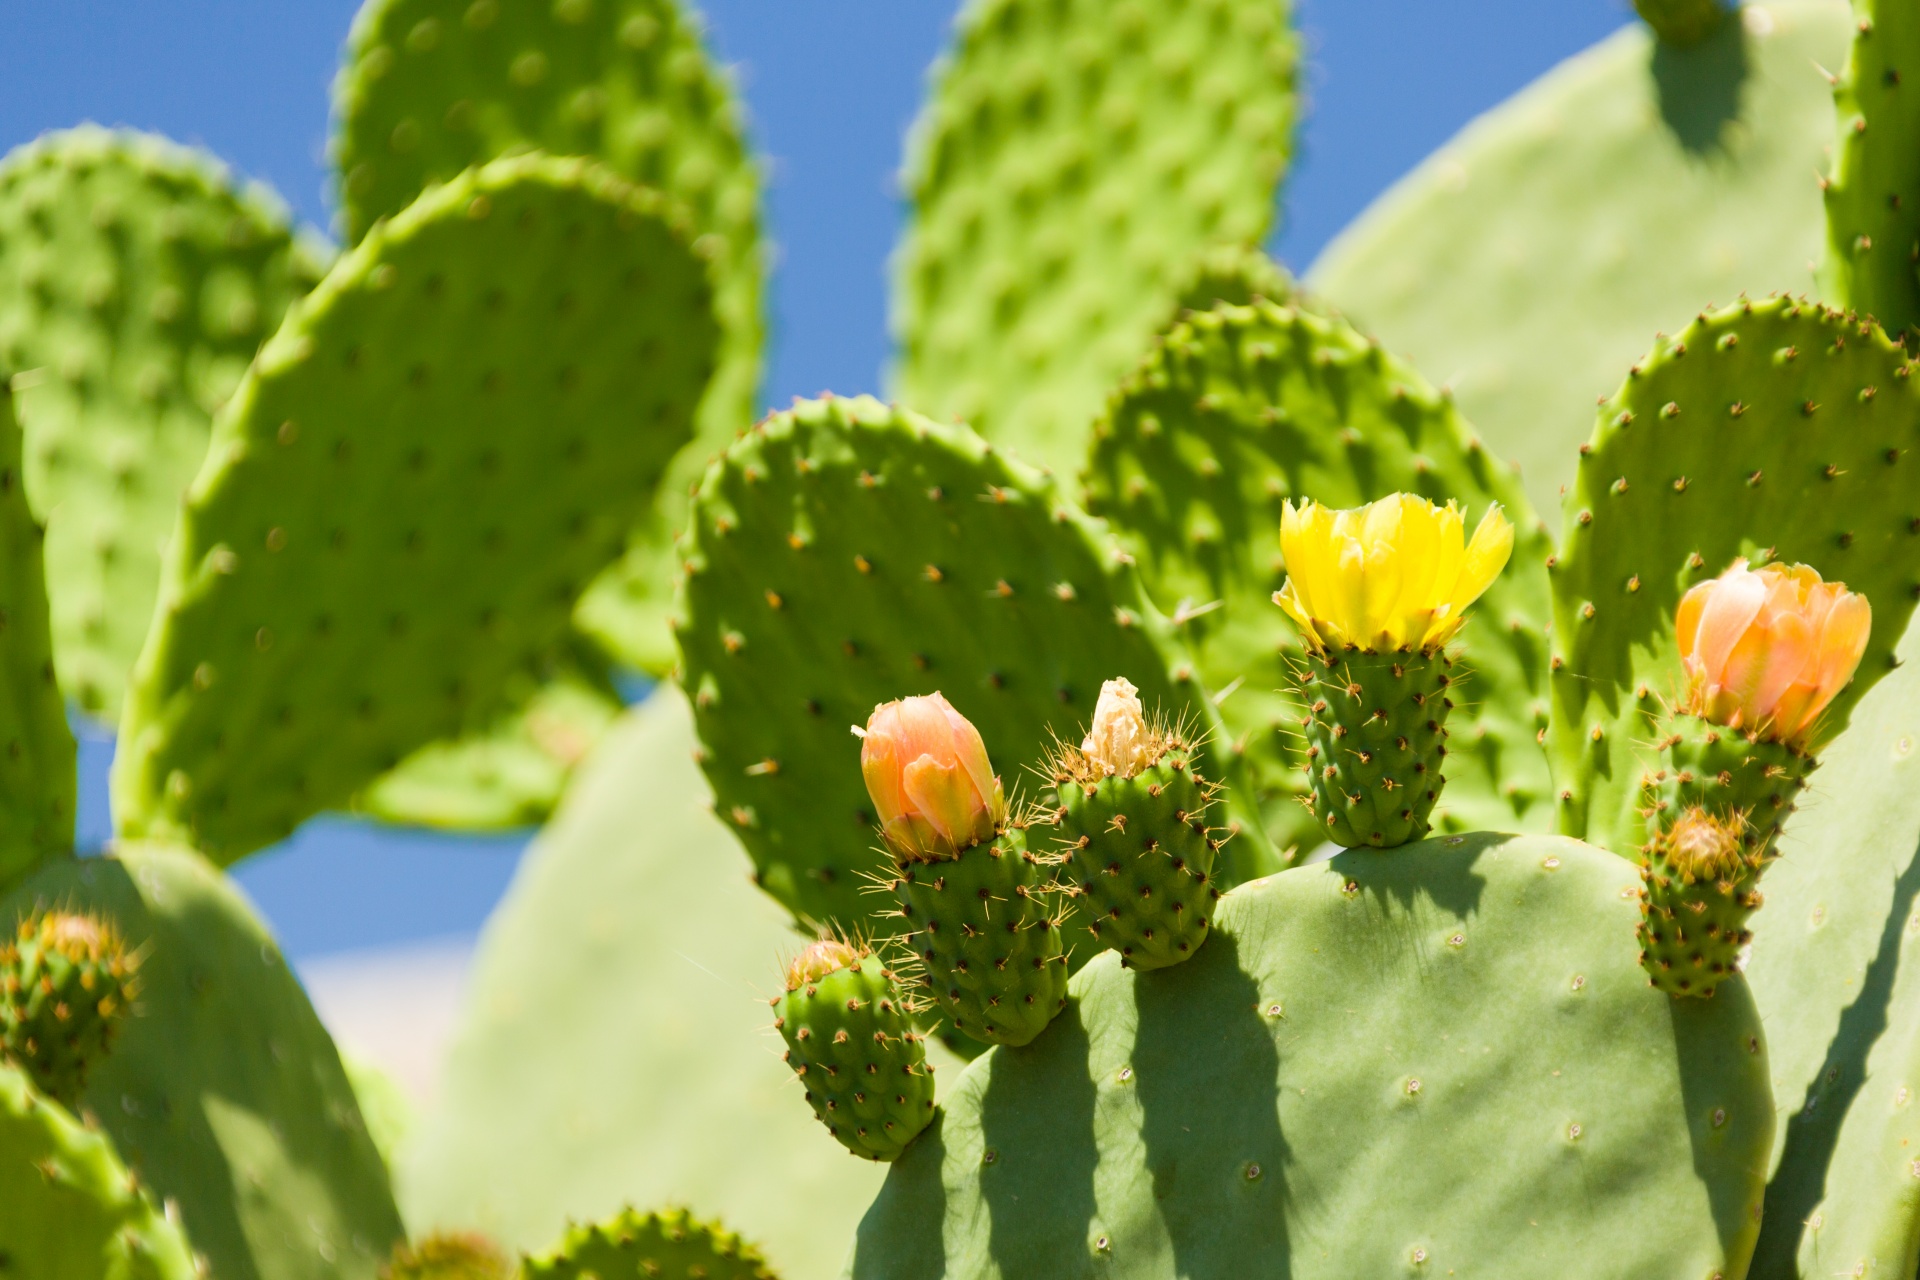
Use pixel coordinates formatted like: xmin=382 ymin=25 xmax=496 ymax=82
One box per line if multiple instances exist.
xmin=402 ymin=688 xmax=900 ymax=1279
xmin=1548 ymin=297 xmax=1920 ymax=858
xmin=0 ymin=911 xmax=138 ymax=1107
xmin=110 ymin=155 xmax=716 ymax=863
xmin=357 ymin=632 xmax=621 ymax=830
xmin=524 ymin=1207 xmax=775 ymax=1280
xmin=775 ymin=951 xmax=936 ymax=1162
xmin=0 ymin=1061 xmax=201 ymax=1280
xmin=893 ymin=828 xmax=1069 ymax=1047
xmin=1053 ymin=745 xmax=1219 ymax=970
xmin=850 ymin=833 xmax=1774 ymax=1280
xmin=0 ymin=386 xmax=73 ymax=891
xmin=381 ymin=1232 xmax=512 ymax=1280
xmin=891 ymin=0 xmax=1298 ymax=474
xmin=1645 ymin=715 xmax=1813 ymax=858
xmin=1082 ymin=300 xmax=1553 ymax=853
xmin=1309 ymin=1 xmax=1849 ymax=515
xmin=676 ymin=394 xmax=1271 ymax=943
xmin=0 ymin=127 xmax=325 ymax=723
xmin=1822 ymin=0 xmax=1920 ymax=338
xmin=1296 ymin=646 xmax=1453 ymax=849
xmin=1168 ymin=244 xmax=1293 ymax=317
xmin=335 ymin=0 xmax=763 ymax=675
xmin=1 ymin=844 xmax=402 ymax=1280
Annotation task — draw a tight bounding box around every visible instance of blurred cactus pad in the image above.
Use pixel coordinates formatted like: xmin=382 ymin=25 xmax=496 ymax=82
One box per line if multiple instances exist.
xmin=7 ymin=0 xmax=1920 ymax=1278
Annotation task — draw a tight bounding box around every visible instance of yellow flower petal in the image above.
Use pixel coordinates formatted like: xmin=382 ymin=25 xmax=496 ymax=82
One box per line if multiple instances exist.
xmin=1449 ymin=505 xmax=1514 ymax=615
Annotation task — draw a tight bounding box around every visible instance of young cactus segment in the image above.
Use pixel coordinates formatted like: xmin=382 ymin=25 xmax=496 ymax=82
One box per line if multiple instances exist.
xmin=1549 ymin=298 xmax=1920 ymax=857
xmin=1275 ymin=494 xmax=1513 ymax=848
xmin=111 ymin=155 xmax=717 ymax=863
xmin=1050 ymin=679 xmax=1220 ymax=969
xmin=523 ymin=1207 xmax=776 ymax=1280
xmin=0 ymin=911 xmax=139 ymax=1107
xmin=1821 ymin=0 xmax=1920 ymax=339
xmin=381 ymin=1232 xmax=513 ymax=1280
xmin=892 ymin=0 xmax=1298 ymax=474
xmin=774 ymin=940 xmax=935 ymax=1161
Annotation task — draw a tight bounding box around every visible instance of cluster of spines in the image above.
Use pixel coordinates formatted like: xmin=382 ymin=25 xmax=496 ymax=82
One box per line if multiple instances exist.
xmin=1293 ymin=647 xmax=1454 ymax=848
xmin=0 ymin=909 xmax=139 ymax=1107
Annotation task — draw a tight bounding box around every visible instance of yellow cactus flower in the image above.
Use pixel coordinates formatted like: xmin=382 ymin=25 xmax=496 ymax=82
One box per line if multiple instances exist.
xmin=1272 ymin=494 xmax=1514 ymax=652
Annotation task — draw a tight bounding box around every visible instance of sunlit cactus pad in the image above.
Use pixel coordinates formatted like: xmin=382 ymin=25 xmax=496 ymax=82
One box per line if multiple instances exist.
xmin=335 ymin=0 xmax=763 ymax=673
xmin=1550 ymin=296 xmax=1920 ymax=855
xmin=111 ymin=155 xmax=716 ymax=862
xmin=676 ymin=394 xmax=1263 ymax=936
xmin=893 ymin=0 xmax=1297 ymax=472
xmin=0 ymin=126 xmax=324 ymax=723
xmin=1084 ymin=299 xmax=1552 ymax=852
xmin=0 ymin=1061 xmax=201 ymax=1280
xmin=1821 ymin=0 xmax=1920 ymax=336
xmin=2 ymin=844 xmax=402 ymax=1280
xmin=851 ymin=833 xmax=1772 ymax=1280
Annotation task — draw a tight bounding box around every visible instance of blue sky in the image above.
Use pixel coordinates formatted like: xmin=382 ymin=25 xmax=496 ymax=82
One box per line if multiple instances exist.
xmin=7 ymin=0 xmax=1627 ymax=956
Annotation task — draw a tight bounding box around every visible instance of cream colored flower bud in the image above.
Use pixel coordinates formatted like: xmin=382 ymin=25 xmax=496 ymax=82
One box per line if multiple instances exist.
xmin=1080 ymin=678 xmax=1159 ymax=778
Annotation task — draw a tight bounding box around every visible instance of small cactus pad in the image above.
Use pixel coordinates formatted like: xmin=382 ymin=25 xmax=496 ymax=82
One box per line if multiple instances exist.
xmin=401 ymin=689 xmax=895 ymax=1278
xmin=382 ymin=1232 xmax=513 ymax=1280
xmin=1296 ymin=647 xmax=1453 ymax=849
xmin=850 ymin=834 xmax=1773 ymax=1280
xmin=774 ymin=947 xmax=936 ymax=1161
xmin=335 ymin=0 xmax=763 ymax=674
xmin=893 ymin=828 xmax=1069 ymax=1047
xmin=1169 ymin=245 xmax=1293 ymax=318
xmin=0 ymin=385 xmax=73 ymax=889
xmin=1051 ymin=741 xmax=1219 ymax=969
xmin=3 ymin=845 xmax=404 ymax=1279
xmin=1309 ymin=3 xmax=1847 ymax=513
xmin=1083 ymin=300 xmax=1552 ymax=852
xmin=0 ymin=910 xmax=138 ymax=1106
xmin=676 ymin=394 xmax=1269 ymax=939
xmin=357 ymin=631 xmax=622 ymax=830
xmin=523 ymin=1207 xmax=776 ymax=1280
xmin=0 ymin=1061 xmax=200 ymax=1280
xmin=1822 ymin=0 xmax=1920 ymax=338
xmin=891 ymin=0 xmax=1298 ymax=473
xmin=1549 ymin=297 xmax=1920 ymax=857
xmin=0 ymin=127 xmax=325 ymax=722
xmin=111 ymin=155 xmax=717 ymax=863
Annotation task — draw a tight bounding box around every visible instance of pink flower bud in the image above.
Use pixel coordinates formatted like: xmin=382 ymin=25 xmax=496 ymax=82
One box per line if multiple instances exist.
xmin=1676 ymin=559 xmax=1871 ymax=747
xmin=858 ymin=693 xmax=1005 ymax=860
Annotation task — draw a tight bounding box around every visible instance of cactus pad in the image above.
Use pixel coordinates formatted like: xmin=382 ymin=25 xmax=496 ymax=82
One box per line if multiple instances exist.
xmin=774 ymin=948 xmax=936 ymax=1161
xmin=0 ymin=1061 xmax=201 ymax=1280
xmin=851 ymin=833 xmax=1774 ymax=1280
xmin=1296 ymin=647 xmax=1453 ymax=849
xmin=524 ymin=1207 xmax=775 ymax=1280
xmin=1082 ymin=300 xmax=1552 ymax=853
xmin=676 ymin=394 xmax=1268 ymax=940
xmin=1548 ymin=297 xmax=1920 ymax=858
xmin=110 ymin=155 xmax=716 ymax=863
xmin=891 ymin=0 xmax=1298 ymax=473
xmin=0 ymin=910 xmax=138 ymax=1107
xmin=335 ymin=0 xmax=763 ymax=674
xmin=0 ymin=386 xmax=73 ymax=891
xmin=2 ymin=845 xmax=403 ymax=1280
xmin=1309 ymin=2 xmax=1848 ymax=514
xmin=0 ymin=127 xmax=324 ymax=723
xmin=1051 ymin=742 xmax=1219 ymax=969
xmin=1821 ymin=0 xmax=1920 ymax=338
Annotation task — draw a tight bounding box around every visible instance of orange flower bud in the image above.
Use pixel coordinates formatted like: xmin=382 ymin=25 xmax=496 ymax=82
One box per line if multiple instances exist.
xmin=857 ymin=693 xmax=1005 ymax=860
xmin=1676 ymin=558 xmax=1871 ymax=746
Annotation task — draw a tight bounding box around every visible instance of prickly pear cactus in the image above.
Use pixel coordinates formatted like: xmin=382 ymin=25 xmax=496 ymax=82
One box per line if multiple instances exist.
xmin=524 ymin=1207 xmax=775 ymax=1280
xmin=892 ymin=0 xmax=1298 ymax=473
xmin=3 ymin=845 xmax=402 ymax=1280
xmin=335 ymin=0 xmax=763 ymax=675
xmin=111 ymin=155 xmax=717 ymax=862
xmin=381 ymin=1232 xmax=512 ymax=1280
xmin=1083 ymin=300 xmax=1553 ymax=853
xmin=0 ymin=384 xmax=73 ymax=889
xmin=1821 ymin=0 xmax=1920 ymax=338
xmin=1295 ymin=648 xmax=1455 ymax=848
xmin=1310 ymin=0 xmax=1848 ymax=513
xmin=0 ymin=909 xmax=138 ymax=1107
xmin=0 ymin=127 xmax=325 ymax=722
xmin=0 ymin=1061 xmax=201 ymax=1280
xmin=676 ymin=394 xmax=1271 ymax=942
xmin=1548 ymin=297 xmax=1920 ymax=857
xmin=850 ymin=834 xmax=1773 ymax=1279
